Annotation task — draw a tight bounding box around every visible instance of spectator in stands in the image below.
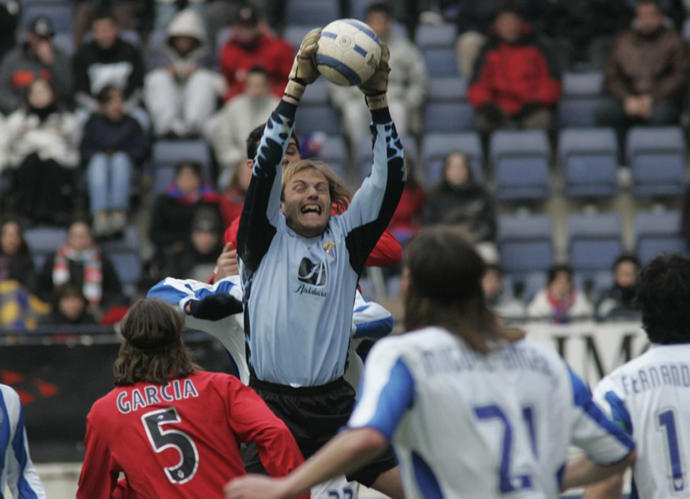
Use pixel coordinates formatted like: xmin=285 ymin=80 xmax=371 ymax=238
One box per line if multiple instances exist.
xmin=149 ymin=161 xmax=228 ymax=274
xmin=0 ymin=16 xmax=72 ymax=114
xmin=0 ymin=78 xmax=80 ymax=225
xmin=80 ymin=85 xmax=149 ymax=238
xmin=454 ymin=0 xmax=554 ymax=78
xmin=482 ymin=263 xmax=525 ymax=320
xmin=221 ymin=157 xmax=253 ymax=227
xmin=596 ymin=0 xmax=688 ymax=140
xmin=468 ymin=5 xmax=561 ymax=135
xmin=597 ymin=254 xmax=640 ymax=321
xmin=330 ymin=2 xmax=427 ymax=145
xmin=144 ymin=8 xmax=224 ymax=138
xmin=73 ymin=9 xmax=144 ymax=114
xmin=527 ymin=264 xmax=593 ymax=322
xmin=40 ymin=282 xmax=95 ymax=327
xmin=73 ymin=0 xmax=137 ymax=46
xmin=0 ymin=218 xmax=37 ymax=292
xmin=162 ymin=207 xmax=224 ymax=280
xmin=389 ymin=155 xmax=425 ymax=246
xmin=38 ymin=218 xmax=125 ymax=316
xmin=218 ymin=4 xmax=293 ymax=100
xmin=423 ymin=152 xmax=496 ymax=245
xmin=204 ymin=65 xmax=277 ymax=187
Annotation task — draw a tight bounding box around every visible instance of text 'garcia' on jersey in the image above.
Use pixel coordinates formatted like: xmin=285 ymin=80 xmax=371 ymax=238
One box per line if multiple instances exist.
xmin=116 ymin=378 xmax=199 ymax=414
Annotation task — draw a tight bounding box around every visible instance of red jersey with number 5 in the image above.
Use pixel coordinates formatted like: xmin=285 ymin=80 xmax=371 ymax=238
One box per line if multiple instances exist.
xmin=77 ymin=371 xmax=307 ymax=499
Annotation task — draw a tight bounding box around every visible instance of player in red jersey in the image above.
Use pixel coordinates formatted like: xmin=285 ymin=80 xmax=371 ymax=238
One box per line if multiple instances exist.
xmin=77 ymin=298 xmax=307 ymax=499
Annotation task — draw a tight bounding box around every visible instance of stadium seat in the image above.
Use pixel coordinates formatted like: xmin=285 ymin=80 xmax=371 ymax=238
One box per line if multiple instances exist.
xmin=24 ymin=226 xmax=67 ymax=270
xmin=20 ymin=3 xmax=74 ymax=32
xmin=152 ymin=140 xmax=212 ymax=181
xmin=215 ymin=27 xmax=232 ymax=50
xmin=491 ymin=130 xmax=551 ymax=200
xmin=626 ymin=126 xmax=686 ymax=196
xmin=422 ymin=132 xmax=483 ymax=185
xmin=427 ymin=76 xmax=467 ymax=102
xmin=557 ymin=96 xmax=615 ymax=128
xmin=285 ymin=0 xmax=340 ymax=25
xmin=558 ymin=128 xmax=619 ymax=197
xmin=357 ymin=134 xmax=417 ymax=179
xmin=422 ymin=47 xmax=459 ymax=77
xmin=574 ymin=270 xmax=613 ymax=304
xmin=100 ymin=226 xmax=140 ymax=254
xmin=568 ymin=212 xmax=623 ymax=275
xmin=414 ymin=23 xmax=457 ymax=48
xmin=314 ymin=135 xmax=347 ymax=179
xmin=562 ymin=71 xmax=603 ymax=96
xmin=635 ymin=211 xmax=686 ymax=264
xmin=284 ymin=25 xmax=318 ymax=50
xmin=498 ymin=214 xmax=553 ymax=274
xmin=109 ymin=251 xmax=142 ymax=296
xmin=423 ymin=101 xmax=475 ymax=132
xmin=83 ymin=29 xmax=142 ymax=48
xmin=295 ymin=105 xmax=341 ymax=135
xmin=152 ymin=166 xmax=175 ymax=195
xmin=301 ymin=78 xmax=330 ymax=106
xmin=52 ymin=32 xmax=75 ymax=57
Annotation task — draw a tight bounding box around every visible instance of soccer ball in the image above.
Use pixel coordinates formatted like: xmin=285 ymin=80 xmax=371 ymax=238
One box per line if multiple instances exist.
xmin=316 ymin=19 xmax=382 ymax=86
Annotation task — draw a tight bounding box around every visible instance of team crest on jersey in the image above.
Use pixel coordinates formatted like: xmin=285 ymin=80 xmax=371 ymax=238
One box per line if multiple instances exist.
xmin=323 ymin=241 xmax=336 ymax=259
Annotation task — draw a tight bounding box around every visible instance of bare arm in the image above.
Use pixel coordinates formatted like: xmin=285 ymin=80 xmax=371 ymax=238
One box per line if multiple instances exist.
xmin=582 ymin=473 xmax=625 ymax=499
xmin=562 ymin=451 xmax=634 ymax=492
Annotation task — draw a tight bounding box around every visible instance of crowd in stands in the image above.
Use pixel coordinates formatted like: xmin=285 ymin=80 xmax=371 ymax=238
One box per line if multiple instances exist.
xmin=2 ymin=0 xmax=690 ymax=331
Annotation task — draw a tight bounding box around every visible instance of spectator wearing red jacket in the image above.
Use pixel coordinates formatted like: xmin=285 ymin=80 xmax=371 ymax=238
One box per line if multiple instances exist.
xmin=218 ymin=5 xmax=293 ymax=101
xmin=388 ymin=156 xmax=425 ymax=247
xmin=468 ymin=5 xmax=561 ymax=134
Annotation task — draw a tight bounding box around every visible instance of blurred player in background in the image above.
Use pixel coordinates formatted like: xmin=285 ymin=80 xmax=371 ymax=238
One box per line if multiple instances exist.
xmin=226 ymin=226 xmax=635 ymax=499
xmin=76 ymin=298 xmax=306 ymax=499
xmin=233 ymin=28 xmax=405 ymax=498
xmin=0 ymin=384 xmax=44 ymax=498
xmin=584 ymin=253 xmax=690 ymax=499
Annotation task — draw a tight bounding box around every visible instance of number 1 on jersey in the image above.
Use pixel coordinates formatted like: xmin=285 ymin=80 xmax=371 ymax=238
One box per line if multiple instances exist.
xmin=657 ymin=409 xmax=685 ymax=492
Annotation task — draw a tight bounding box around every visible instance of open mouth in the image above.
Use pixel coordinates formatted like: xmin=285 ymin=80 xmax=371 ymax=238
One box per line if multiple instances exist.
xmin=301 ymin=204 xmax=322 ymax=215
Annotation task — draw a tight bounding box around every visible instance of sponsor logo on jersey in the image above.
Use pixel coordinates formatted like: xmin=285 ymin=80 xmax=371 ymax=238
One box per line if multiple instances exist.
xmin=298 ymin=257 xmax=327 ymax=286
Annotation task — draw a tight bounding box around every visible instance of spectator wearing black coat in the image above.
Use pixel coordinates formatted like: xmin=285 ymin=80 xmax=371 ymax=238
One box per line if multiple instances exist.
xmin=149 ymin=161 xmax=226 ymax=275
xmin=38 ymin=218 xmax=125 ymax=316
xmin=423 ymin=152 xmax=496 ymax=244
xmin=72 ymin=9 xmax=144 ymax=113
xmin=80 ymin=85 xmax=149 ymax=237
xmin=40 ymin=282 xmax=96 ymax=327
xmin=597 ymin=254 xmax=640 ymax=320
xmin=0 ymin=218 xmax=36 ymax=292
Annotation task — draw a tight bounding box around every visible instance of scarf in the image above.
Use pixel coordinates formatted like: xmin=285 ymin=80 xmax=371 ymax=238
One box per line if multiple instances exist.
xmin=547 ymin=289 xmax=576 ymax=323
xmin=52 ymin=244 xmax=103 ymax=305
xmin=166 ymin=183 xmax=219 ymax=205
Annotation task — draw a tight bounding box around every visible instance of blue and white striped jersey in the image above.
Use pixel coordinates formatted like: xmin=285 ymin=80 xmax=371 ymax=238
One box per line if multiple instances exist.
xmin=593 ymin=343 xmax=690 ymax=499
xmin=0 ymin=384 xmax=44 ymax=498
xmin=237 ymin=101 xmax=405 ymax=387
xmin=147 ymin=276 xmax=394 ymax=386
xmin=348 ymin=327 xmax=634 ymax=499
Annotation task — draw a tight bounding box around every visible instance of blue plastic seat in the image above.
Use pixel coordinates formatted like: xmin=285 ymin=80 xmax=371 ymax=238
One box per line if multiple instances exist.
xmin=314 ymin=135 xmax=347 ymax=180
xmin=422 ymin=132 xmax=483 ymax=185
xmin=25 ymin=226 xmax=67 ymax=270
xmin=423 ymin=101 xmax=474 ymax=132
xmin=562 ymin=71 xmax=604 ymax=96
xmin=427 ymin=76 xmax=467 ymax=102
xmin=559 ymin=128 xmax=619 ymax=197
xmin=635 ymin=211 xmax=686 ymax=263
xmin=152 ymin=140 xmax=212 ymax=181
xmin=491 ymin=130 xmax=551 ymax=200
xmin=568 ymin=213 xmax=623 ymax=274
xmin=415 ymin=23 xmax=457 ymax=48
xmin=295 ymin=105 xmax=341 ymax=135
xmin=108 ymin=251 xmax=142 ymax=296
xmin=422 ymin=47 xmax=459 ymax=77
xmin=626 ymin=126 xmax=686 ymax=196
xmin=357 ymin=134 xmax=417 ymax=179
xmin=498 ymin=214 xmax=553 ymax=275
xmin=283 ymin=25 xmax=318 ymax=51
xmin=21 ymin=4 xmax=74 ymax=32
xmin=285 ymin=0 xmax=340 ymax=25
xmin=557 ymin=96 xmax=615 ymax=128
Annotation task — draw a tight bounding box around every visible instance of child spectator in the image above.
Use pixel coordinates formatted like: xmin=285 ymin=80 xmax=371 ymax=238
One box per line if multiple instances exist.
xmin=144 ymin=8 xmax=224 ymax=138
xmin=0 ymin=218 xmax=36 ymax=292
xmin=218 ymin=4 xmax=293 ymax=100
xmin=388 ymin=155 xmax=425 ymax=246
xmin=38 ymin=218 xmax=125 ymax=316
xmin=0 ymin=16 xmax=72 ymax=113
xmin=73 ymin=9 xmax=144 ymax=114
xmin=423 ymin=152 xmax=496 ymax=244
xmin=527 ymin=264 xmax=593 ymax=322
xmin=597 ymin=254 xmax=640 ymax=320
xmin=221 ymin=158 xmax=253 ymax=227
xmin=149 ymin=161 xmax=227 ymax=273
xmin=41 ymin=282 xmax=96 ymax=327
xmin=80 ymin=85 xmax=149 ymax=237
xmin=482 ymin=263 xmax=525 ymax=320
xmin=0 ymin=78 xmax=80 ymax=225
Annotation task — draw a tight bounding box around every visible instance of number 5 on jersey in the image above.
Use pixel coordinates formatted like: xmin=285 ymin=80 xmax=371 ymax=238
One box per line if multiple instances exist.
xmin=142 ymin=407 xmax=199 ymax=484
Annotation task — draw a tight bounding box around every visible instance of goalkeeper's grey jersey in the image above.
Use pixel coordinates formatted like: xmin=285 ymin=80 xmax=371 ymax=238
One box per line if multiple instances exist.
xmin=237 ymin=100 xmax=405 ymax=387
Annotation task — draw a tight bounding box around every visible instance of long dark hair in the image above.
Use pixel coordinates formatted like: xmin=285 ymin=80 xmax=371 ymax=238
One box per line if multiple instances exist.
xmin=113 ymin=299 xmax=198 ymax=386
xmin=404 ymin=226 xmax=514 ymax=353
xmin=0 ymin=218 xmax=29 ymax=256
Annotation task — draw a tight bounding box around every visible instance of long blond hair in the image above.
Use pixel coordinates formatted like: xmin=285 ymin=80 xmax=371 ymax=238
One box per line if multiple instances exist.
xmin=281 ymin=160 xmax=351 ymax=210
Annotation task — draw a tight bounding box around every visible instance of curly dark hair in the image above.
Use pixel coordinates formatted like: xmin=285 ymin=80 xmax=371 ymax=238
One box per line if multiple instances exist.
xmin=636 ymin=254 xmax=690 ymax=344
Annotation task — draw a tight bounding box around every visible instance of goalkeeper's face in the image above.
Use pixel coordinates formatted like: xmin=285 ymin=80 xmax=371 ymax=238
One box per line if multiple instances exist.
xmin=281 ymin=168 xmax=331 ymax=238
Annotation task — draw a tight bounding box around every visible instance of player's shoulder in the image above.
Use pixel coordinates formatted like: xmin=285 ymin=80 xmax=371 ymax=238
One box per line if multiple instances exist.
xmin=0 ymin=383 xmax=20 ymax=405
xmin=369 ymin=326 xmax=457 ymax=360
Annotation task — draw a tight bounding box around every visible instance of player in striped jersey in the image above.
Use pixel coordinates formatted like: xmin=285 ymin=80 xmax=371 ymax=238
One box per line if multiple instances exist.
xmin=226 ymin=226 xmax=635 ymax=499
xmin=584 ymin=254 xmax=690 ymax=499
xmin=0 ymin=384 xmax=45 ymax=498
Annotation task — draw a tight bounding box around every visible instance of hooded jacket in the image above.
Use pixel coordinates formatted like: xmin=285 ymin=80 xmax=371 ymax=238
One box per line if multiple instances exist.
xmin=150 ymin=9 xmax=214 ymax=73
xmin=468 ymin=23 xmax=561 ymax=115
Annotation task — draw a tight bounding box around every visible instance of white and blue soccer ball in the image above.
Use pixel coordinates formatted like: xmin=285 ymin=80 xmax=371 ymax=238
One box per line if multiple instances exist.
xmin=316 ymin=19 xmax=382 ymax=86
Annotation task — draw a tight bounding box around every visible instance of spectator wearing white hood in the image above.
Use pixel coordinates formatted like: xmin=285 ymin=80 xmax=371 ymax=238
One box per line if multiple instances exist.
xmin=144 ymin=9 xmax=224 ymax=138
